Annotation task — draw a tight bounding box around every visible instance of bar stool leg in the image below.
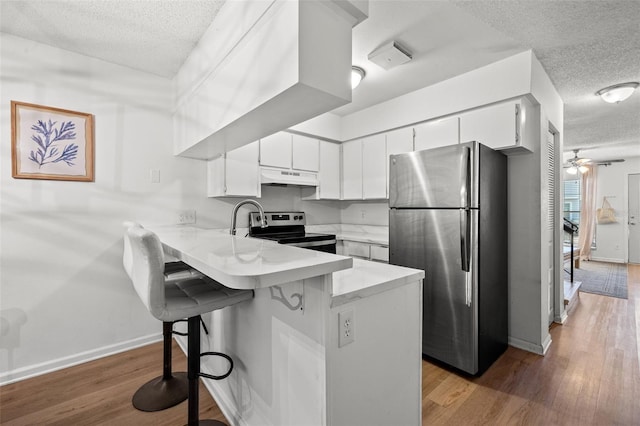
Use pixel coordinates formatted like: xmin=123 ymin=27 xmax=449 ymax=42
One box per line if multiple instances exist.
xmin=132 ymin=322 xmax=188 ymax=411
xmin=186 ymin=316 xmax=227 ymax=426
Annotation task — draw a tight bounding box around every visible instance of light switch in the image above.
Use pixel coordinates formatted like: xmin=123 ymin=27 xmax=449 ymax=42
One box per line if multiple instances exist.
xmin=150 ymin=169 xmax=160 ymax=183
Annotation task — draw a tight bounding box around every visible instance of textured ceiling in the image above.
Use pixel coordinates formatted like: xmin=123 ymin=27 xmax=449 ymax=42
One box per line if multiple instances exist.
xmin=452 ymin=0 xmax=640 ymax=162
xmin=0 ymin=0 xmax=225 ymax=78
xmin=1 ymin=0 xmax=639 ymax=161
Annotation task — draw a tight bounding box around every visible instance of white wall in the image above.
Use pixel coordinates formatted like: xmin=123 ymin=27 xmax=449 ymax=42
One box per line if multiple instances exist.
xmin=339 ymin=201 xmax=388 ymax=225
xmin=0 ymin=33 xmax=199 ymax=383
xmin=0 ymin=34 xmax=341 ymax=384
xmin=592 ymin=157 xmax=640 ymax=263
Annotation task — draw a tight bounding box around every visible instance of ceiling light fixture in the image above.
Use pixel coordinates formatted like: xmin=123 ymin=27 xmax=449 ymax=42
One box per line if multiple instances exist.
xmin=351 ymin=66 xmax=365 ymax=89
xmin=596 ymin=82 xmax=639 ymax=103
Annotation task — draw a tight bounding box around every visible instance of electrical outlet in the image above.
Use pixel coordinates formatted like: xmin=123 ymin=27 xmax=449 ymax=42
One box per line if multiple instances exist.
xmin=338 ymin=309 xmax=355 ymax=347
xmin=177 ymin=210 xmax=196 ymax=224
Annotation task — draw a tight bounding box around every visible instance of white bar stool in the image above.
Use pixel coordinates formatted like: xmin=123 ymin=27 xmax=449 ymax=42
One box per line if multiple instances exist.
xmin=122 ymin=222 xmax=205 ymax=412
xmin=126 ymin=226 xmax=254 ymax=425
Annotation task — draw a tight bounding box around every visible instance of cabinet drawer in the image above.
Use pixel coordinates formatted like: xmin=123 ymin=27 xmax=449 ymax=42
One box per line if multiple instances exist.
xmin=344 ymin=241 xmax=370 ymax=259
xmin=370 ymin=245 xmax=389 ymax=263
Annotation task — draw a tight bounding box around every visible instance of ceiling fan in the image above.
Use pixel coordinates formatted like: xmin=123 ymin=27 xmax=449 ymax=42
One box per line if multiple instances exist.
xmin=564 ymin=149 xmax=625 ymax=174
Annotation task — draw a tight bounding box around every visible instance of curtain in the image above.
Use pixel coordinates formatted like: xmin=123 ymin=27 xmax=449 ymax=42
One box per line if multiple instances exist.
xmin=578 ymin=164 xmax=598 ymax=260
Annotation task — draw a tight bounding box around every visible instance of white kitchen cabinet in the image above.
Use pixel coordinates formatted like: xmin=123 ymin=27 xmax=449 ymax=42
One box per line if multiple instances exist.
xmin=341 ymin=240 xmax=389 ymax=263
xmin=386 ymin=127 xmax=414 ymax=156
xmin=342 ymin=241 xmax=371 ymax=259
xmin=386 ymin=127 xmax=414 ymax=196
xmin=292 ymin=134 xmax=319 ymax=172
xmin=342 ymin=140 xmax=363 ymax=200
xmin=413 ymin=116 xmax=459 ymax=151
xmin=260 ymin=132 xmax=320 ymax=172
xmin=370 ymin=245 xmax=390 ymax=263
xmin=300 ymin=140 xmax=340 ymax=200
xmin=260 ymin=132 xmax=291 ymax=169
xmin=459 ymin=99 xmax=532 ymax=153
xmin=318 ymin=141 xmax=341 ymax=199
xmin=207 ymin=141 xmax=260 ymax=197
xmin=362 ymin=134 xmax=388 ymax=199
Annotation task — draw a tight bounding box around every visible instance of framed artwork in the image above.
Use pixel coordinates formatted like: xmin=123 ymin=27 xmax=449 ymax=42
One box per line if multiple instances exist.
xmin=11 ymin=101 xmax=94 ymax=181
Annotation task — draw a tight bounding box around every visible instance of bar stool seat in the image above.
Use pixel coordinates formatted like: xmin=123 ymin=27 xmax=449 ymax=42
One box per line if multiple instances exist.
xmin=126 ymin=226 xmax=253 ymax=425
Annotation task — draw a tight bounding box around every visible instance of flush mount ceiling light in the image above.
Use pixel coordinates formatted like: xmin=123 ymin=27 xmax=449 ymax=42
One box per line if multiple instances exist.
xmin=596 ymin=82 xmax=639 ymax=103
xmin=351 ymin=66 xmax=365 ymax=89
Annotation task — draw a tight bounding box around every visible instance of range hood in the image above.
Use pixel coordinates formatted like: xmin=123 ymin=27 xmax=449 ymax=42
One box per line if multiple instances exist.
xmin=260 ymin=168 xmax=318 ymax=187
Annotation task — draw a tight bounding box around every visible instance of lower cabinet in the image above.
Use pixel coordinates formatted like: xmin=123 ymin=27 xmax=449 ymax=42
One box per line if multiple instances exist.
xmin=338 ymin=240 xmax=389 ymax=263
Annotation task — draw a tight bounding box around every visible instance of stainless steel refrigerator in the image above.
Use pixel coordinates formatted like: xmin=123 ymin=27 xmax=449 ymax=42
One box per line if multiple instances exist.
xmin=389 ymin=141 xmax=507 ymax=375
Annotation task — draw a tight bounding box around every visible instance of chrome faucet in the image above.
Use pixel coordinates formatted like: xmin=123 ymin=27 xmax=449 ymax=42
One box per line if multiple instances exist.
xmin=230 ymin=199 xmax=267 ymax=235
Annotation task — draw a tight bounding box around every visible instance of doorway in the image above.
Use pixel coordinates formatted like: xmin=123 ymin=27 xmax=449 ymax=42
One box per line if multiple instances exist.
xmin=629 ymin=173 xmax=640 ymax=264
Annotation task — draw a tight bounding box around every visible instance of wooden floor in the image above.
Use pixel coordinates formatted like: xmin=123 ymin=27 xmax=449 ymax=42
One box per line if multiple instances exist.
xmin=0 ymin=340 xmax=223 ymax=425
xmin=1 ymin=265 xmax=639 ymax=425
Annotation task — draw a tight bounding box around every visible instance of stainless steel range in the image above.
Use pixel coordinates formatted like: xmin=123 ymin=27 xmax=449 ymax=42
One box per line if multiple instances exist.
xmin=248 ymin=211 xmax=337 ymax=254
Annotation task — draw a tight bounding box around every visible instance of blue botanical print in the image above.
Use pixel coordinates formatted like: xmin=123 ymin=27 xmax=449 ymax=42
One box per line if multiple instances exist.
xmin=28 ymin=119 xmax=78 ymax=167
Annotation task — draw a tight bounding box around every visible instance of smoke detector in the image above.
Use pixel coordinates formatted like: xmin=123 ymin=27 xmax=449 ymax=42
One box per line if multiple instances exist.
xmin=368 ymin=41 xmax=412 ymax=70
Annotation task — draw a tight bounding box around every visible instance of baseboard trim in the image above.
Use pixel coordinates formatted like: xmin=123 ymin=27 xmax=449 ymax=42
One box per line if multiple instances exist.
xmin=508 ymin=334 xmax=552 ymax=356
xmin=0 ymin=333 xmax=162 ymax=386
xmin=589 ymin=257 xmax=625 ymax=264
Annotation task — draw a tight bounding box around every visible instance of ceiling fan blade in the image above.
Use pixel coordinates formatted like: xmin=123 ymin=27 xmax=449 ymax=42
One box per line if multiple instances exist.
xmin=595 ymin=158 xmax=625 ymax=164
xmin=575 ymin=158 xmax=591 ymax=165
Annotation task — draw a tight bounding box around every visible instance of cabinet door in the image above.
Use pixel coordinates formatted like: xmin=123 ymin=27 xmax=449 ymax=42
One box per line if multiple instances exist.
xmin=414 ymin=116 xmax=459 ymax=151
xmin=459 ymin=102 xmax=518 ymax=149
xmin=318 ymin=141 xmax=340 ymax=199
xmin=370 ymin=245 xmax=389 ymax=263
xmin=386 ymin=127 xmax=414 ymax=156
xmin=386 ymin=127 xmax=414 ymax=195
xmin=344 ymin=241 xmax=370 ymax=259
xmin=362 ymin=134 xmax=387 ymax=199
xmin=225 ymin=141 xmax=260 ymax=196
xmin=342 ymin=140 xmax=363 ymax=200
xmin=260 ymin=132 xmax=291 ymax=168
xmin=292 ymin=134 xmax=319 ymax=171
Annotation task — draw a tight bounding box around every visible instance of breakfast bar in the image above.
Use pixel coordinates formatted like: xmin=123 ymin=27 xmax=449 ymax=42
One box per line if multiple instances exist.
xmin=148 ymin=225 xmax=424 ymax=426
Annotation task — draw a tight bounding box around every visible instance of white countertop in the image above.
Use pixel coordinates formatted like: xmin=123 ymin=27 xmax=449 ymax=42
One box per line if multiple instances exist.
xmin=149 ymin=225 xmax=422 ymax=305
xmin=331 ymin=258 xmax=424 ymax=307
xmin=149 ymin=225 xmax=353 ymax=290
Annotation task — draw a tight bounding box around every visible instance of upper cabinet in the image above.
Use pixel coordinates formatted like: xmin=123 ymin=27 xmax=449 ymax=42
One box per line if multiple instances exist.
xmin=385 ymin=127 xmax=414 ymax=157
xmin=292 ymin=134 xmax=320 ymax=172
xmin=341 ymin=135 xmax=388 ymax=200
xmin=459 ymin=98 xmax=533 ymax=153
xmin=260 ymin=132 xmax=319 ymax=172
xmin=413 ymin=116 xmax=459 ymax=151
xmin=386 ymin=127 xmax=414 ymax=196
xmin=207 ymin=141 xmax=260 ymax=197
xmin=260 ymin=132 xmax=292 ymax=169
xmin=342 ymin=140 xmax=363 ymax=200
xmin=362 ymin=134 xmax=387 ymax=199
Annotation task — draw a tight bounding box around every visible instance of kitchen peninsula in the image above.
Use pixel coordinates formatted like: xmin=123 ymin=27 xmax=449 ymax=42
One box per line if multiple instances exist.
xmin=148 ymin=225 xmax=424 ymax=426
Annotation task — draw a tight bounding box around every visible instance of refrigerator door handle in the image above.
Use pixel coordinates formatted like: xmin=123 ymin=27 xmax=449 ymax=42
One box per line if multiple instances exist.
xmin=459 ymin=146 xmax=471 ymax=208
xmin=459 ymin=145 xmax=471 ymax=273
xmin=465 ymin=269 xmax=472 ymax=307
xmin=460 ymin=208 xmax=471 ymax=272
